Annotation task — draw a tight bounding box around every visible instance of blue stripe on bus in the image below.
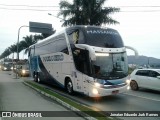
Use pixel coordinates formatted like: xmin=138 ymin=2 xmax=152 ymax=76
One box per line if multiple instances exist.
xmin=38 ymin=56 xmax=64 ymax=88
xmin=105 ymin=79 xmax=124 ymax=85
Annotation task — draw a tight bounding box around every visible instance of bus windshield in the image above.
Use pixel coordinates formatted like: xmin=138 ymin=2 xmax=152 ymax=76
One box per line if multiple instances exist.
xmin=92 ymin=52 xmax=128 ymax=80
xmin=84 ymin=27 xmax=124 ymax=48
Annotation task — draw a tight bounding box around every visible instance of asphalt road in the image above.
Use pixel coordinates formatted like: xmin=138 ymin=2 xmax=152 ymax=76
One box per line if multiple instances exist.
xmin=71 ymin=83 xmax=160 ymax=120
xmin=25 ymin=74 xmax=160 ymax=120
xmin=1 ymin=70 xmax=159 ymax=120
xmin=0 ymin=71 xmax=85 ymax=120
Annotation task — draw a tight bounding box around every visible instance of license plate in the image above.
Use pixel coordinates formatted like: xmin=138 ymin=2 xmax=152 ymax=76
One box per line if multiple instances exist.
xmin=112 ymin=90 xmax=119 ymax=94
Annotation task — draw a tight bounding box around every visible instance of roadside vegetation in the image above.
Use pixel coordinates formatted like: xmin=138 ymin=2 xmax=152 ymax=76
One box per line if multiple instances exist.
xmin=24 ymin=80 xmax=116 ymax=120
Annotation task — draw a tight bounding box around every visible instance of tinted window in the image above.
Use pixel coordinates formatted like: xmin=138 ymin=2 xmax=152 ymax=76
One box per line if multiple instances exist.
xmin=136 ymin=70 xmax=149 ymax=76
xmin=149 ymin=70 xmax=160 ymax=77
xmin=67 ymin=29 xmax=85 ymax=44
xmin=56 ymin=34 xmax=68 ymax=54
xmin=83 ymin=27 xmax=124 ymax=48
xmin=34 ymin=33 xmax=68 ymax=55
xmin=56 ymin=39 xmax=68 ymax=54
xmin=35 ymin=42 xmax=56 ymax=55
xmin=67 ymin=26 xmax=124 ymax=48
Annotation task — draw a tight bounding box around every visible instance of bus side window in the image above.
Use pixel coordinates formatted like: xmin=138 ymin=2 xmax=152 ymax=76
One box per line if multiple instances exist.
xmin=67 ymin=29 xmax=85 ymax=44
xmin=56 ymin=36 xmax=69 ymax=55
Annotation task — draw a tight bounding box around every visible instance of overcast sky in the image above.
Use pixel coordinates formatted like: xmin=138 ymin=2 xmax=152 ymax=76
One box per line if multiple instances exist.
xmin=0 ymin=0 xmax=160 ymax=59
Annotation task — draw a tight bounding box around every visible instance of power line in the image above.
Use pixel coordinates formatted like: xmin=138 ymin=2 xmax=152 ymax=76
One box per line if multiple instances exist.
xmin=120 ymin=10 xmax=160 ymax=12
xmin=0 ymin=3 xmax=59 ymax=8
xmin=1 ymin=6 xmax=160 ymax=12
xmin=115 ymin=6 xmax=160 ymax=8
xmin=0 ymin=7 xmax=60 ymax=11
xmin=1 ymin=3 xmax=160 ymax=8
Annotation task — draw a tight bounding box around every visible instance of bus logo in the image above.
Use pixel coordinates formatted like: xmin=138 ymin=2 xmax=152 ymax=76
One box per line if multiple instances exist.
xmin=43 ymin=54 xmax=64 ymax=62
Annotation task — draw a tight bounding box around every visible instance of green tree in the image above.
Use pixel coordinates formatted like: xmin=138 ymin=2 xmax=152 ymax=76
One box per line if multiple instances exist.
xmin=41 ymin=28 xmax=56 ymax=38
xmin=58 ymin=0 xmax=120 ymax=26
xmin=20 ymin=34 xmax=42 ymax=55
xmin=0 ymin=48 xmax=11 ymax=59
xmin=0 ymin=29 xmax=56 ymax=60
xmin=10 ymin=44 xmax=17 ymax=53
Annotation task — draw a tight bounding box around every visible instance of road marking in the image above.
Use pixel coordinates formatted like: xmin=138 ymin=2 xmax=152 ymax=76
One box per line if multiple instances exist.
xmin=123 ymin=93 xmax=160 ymax=102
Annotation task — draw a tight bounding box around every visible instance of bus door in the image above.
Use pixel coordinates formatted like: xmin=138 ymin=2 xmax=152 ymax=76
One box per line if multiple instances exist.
xmin=73 ymin=49 xmax=90 ymax=93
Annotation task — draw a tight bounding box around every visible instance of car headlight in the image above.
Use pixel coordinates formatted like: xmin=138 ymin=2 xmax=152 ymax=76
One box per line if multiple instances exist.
xmin=4 ymin=67 xmax=7 ymax=70
xmin=22 ymin=70 xmax=26 ymax=74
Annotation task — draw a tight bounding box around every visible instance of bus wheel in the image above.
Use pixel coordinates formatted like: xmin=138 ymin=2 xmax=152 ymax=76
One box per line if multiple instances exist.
xmin=130 ymin=80 xmax=138 ymax=90
xmin=66 ymin=79 xmax=74 ymax=95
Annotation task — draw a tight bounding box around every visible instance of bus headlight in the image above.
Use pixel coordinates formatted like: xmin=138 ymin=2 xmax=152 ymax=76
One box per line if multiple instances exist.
xmin=94 ymin=83 xmax=101 ymax=87
xmin=22 ymin=70 xmax=26 ymax=74
xmin=92 ymin=88 xmax=98 ymax=95
xmin=126 ymin=79 xmax=130 ymax=84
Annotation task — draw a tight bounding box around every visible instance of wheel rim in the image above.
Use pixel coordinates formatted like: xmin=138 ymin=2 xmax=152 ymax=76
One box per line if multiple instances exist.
xmin=131 ymin=81 xmax=137 ymax=90
xmin=67 ymin=81 xmax=73 ymax=93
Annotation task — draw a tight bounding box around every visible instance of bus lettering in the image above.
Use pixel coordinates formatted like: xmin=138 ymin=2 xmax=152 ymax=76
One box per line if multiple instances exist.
xmin=43 ymin=54 xmax=64 ymax=62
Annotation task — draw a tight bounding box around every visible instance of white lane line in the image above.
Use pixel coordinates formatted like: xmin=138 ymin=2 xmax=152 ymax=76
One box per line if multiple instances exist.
xmin=123 ymin=93 xmax=160 ymax=102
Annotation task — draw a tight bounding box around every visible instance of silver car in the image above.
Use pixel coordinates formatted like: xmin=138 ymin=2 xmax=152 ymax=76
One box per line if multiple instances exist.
xmin=130 ymin=69 xmax=160 ymax=91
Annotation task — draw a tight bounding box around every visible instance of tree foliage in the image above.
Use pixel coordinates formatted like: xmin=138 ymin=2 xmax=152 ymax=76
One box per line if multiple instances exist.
xmin=0 ymin=33 xmax=55 ymax=59
xmin=58 ymin=0 xmax=120 ymax=26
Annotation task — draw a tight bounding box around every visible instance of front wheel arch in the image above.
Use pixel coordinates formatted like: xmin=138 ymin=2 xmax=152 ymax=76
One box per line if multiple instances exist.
xmin=65 ymin=78 xmax=74 ymax=95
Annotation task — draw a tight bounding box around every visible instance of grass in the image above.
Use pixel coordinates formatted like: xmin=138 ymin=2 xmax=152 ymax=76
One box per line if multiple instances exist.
xmin=24 ymin=80 xmax=115 ymax=120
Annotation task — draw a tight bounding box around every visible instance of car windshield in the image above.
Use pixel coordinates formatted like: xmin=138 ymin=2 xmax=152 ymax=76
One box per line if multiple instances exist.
xmin=92 ymin=52 xmax=128 ymax=80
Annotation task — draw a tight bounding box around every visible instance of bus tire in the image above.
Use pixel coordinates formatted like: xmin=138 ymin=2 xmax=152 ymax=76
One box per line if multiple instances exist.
xmin=66 ymin=79 xmax=74 ymax=95
xmin=130 ymin=80 xmax=139 ymax=90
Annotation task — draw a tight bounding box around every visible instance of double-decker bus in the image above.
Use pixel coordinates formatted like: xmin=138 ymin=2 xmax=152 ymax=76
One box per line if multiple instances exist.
xmin=28 ymin=25 xmax=137 ymax=97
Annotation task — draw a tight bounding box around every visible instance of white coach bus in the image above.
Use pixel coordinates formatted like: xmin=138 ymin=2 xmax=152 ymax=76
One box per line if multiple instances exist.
xmin=28 ymin=25 xmax=137 ymax=97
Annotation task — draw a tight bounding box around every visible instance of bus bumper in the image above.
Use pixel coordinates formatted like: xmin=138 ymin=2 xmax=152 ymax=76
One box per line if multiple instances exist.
xmin=88 ymin=84 xmax=129 ymax=97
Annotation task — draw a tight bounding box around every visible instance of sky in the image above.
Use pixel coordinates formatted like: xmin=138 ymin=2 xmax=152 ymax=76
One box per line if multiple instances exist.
xmin=0 ymin=0 xmax=160 ymax=59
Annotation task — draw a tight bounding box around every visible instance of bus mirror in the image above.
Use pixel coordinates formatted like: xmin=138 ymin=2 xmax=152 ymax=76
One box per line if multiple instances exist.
xmin=125 ymin=46 xmax=138 ymax=58
xmin=75 ymin=44 xmax=96 ymax=61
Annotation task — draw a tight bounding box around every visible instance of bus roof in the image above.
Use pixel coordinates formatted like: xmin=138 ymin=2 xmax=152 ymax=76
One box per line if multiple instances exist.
xmin=29 ymin=25 xmax=114 ymax=48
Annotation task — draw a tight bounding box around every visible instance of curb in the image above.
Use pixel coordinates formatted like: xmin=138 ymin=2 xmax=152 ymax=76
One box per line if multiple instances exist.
xmin=23 ymin=81 xmax=97 ymax=120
